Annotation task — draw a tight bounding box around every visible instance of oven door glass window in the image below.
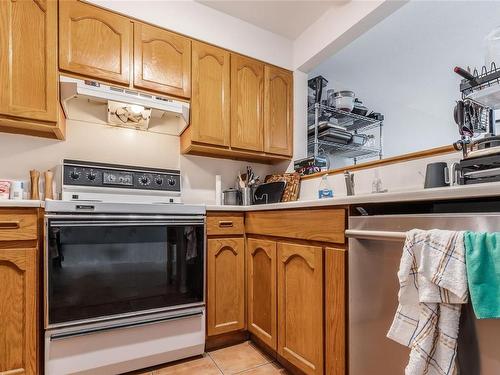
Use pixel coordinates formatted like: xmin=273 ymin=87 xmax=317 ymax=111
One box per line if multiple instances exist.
xmin=46 ymin=221 xmax=204 ymax=326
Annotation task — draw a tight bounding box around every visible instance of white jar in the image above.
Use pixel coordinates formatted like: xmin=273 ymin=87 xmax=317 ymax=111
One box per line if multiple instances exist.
xmin=10 ymin=181 xmax=24 ymax=200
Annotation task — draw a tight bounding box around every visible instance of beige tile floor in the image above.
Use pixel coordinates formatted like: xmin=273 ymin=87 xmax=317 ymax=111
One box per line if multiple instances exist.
xmin=128 ymin=341 xmax=289 ymax=375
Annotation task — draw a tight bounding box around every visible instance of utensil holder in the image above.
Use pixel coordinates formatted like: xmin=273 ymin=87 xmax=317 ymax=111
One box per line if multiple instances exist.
xmin=241 ymin=187 xmax=253 ymax=206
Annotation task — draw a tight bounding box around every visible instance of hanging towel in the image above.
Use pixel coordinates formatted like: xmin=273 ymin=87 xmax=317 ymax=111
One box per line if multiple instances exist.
xmin=464 ymin=231 xmax=500 ymax=319
xmin=387 ymin=229 xmax=468 ymax=375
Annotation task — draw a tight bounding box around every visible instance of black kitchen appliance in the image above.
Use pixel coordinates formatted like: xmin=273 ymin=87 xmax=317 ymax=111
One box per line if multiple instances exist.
xmin=253 ymin=181 xmax=286 ymax=204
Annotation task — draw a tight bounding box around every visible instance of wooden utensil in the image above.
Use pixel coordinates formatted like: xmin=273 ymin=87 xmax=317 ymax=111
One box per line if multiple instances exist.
xmin=44 ymin=170 xmax=54 ymax=200
xmin=30 ymin=170 xmax=40 ymax=200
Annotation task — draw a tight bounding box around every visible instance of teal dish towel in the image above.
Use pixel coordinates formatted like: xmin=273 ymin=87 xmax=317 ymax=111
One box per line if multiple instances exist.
xmin=464 ymin=232 xmax=500 ymax=319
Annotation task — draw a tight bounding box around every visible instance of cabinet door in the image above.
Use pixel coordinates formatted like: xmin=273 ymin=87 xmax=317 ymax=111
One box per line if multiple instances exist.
xmin=264 ymin=66 xmax=293 ymax=157
xmin=134 ymin=23 xmax=191 ymax=98
xmin=0 ymin=0 xmax=57 ymax=122
xmin=230 ymin=54 xmax=264 ymax=152
xmin=59 ymin=0 xmax=131 ymax=84
xmin=207 ymin=238 xmax=245 ymax=336
xmin=325 ymin=248 xmax=347 ymax=375
xmin=247 ymin=238 xmax=277 ymax=350
xmin=191 ymin=41 xmax=230 ymax=147
xmin=277 ymin=242 xmax=323 ymax=375
xmin=0 ymin=248 xmax=37 ymax=375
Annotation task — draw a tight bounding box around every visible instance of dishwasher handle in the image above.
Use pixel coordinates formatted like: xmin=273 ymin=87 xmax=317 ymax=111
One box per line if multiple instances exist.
xmin=345 ymin=229 xmax=407 ymax=242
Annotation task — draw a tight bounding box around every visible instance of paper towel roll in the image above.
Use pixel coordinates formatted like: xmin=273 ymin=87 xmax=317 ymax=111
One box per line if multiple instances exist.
xmin=215 ymin=175 xmax=222 ymax=205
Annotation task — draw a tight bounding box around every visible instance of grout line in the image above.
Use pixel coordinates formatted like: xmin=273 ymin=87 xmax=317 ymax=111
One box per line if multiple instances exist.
xmin=232 ymin=361 xmax=274 ymax=374
xmin=206 ymin=352 xmax=224 ymax=374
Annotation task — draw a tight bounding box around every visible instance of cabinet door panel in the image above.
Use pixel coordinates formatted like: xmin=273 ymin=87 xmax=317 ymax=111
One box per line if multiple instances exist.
xmin=278 ymin=242 xmax=323 ymax=375
xmin=326 ymin=247 xmax=347 ymax=375
xmin=59 ymin=0 xmax=131 ymax=84
xmin=0 ymin=0 xmax=57 ymax=122
xmin=230 ymin=54 xmax=264 ymax=152
xmin=134 ymin=23 xmax=191 ymax=98
xmin=207 ymin=238 xmax=245 ymax=336
xmin=0 ymin=248 xmax=37 ymax=375
xmin=191 ymin=41 xmax=230 ymax=146
xmin=264 ymin=66 xmax=293 ymax=156
xmin=247 ymin=238 xmax=277 ymax=349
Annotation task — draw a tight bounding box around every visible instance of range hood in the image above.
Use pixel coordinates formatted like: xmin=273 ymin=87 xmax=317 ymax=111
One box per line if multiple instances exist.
xmin=60 ymin=75 xmax=190 ymax=135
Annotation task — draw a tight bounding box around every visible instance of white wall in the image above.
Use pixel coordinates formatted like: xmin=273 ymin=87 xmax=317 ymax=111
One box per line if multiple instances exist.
xmin=310 ymin=1 xmax=500 ymax=162
xmin=87 ymin=0 xmax=293 ymax=70
xmin=299 ymin=151 xmax=462 ymax=200
xmin=0 ymin=120 xmax=275 ymax=203
xmin=293 ymin=0 xmax=405 ymax=72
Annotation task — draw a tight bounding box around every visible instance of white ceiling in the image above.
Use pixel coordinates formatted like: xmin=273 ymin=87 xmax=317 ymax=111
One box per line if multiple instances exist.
xmin=197 ymin=1 xmax=340 ymax=40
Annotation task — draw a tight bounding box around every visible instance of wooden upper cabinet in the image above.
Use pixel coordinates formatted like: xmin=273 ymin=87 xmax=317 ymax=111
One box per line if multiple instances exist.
xmin=207 ymin=238 xmax=245 ymax=336
xmin=277 ymin=242 xmax=324 ymax=375
xmin=231 ymin=54 xmax=264 ymax=152
xmin=264 ymin=66 xmax=293 ymax=157
xmin=190 ymin=41 xmax=230 ymax=146
xmin=59 ymin=0 xmax=131 ymax=85
xmin=0 ymin=0 xmax=57 ymax=123
xmin=133 ymin=23 xmax=191 ymax=98
xmin=0 ymin=248 xmax=37 ymax=375
xmin=247 ymin=238 xmax=277 ymax=350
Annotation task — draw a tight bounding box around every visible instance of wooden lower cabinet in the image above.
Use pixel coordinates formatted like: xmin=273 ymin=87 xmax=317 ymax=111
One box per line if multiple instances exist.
xmin=325 ymin=247 xmax=347 ymax=375
xmin=247 ymin=238 xmax=277 ymax=350
xmin=0 ymin=247 xmax=38 ymax=375
xmin=207 ymin=237 xmax=245 ymax=336
xmin=277 ymin=242 xmax=324 ymax=375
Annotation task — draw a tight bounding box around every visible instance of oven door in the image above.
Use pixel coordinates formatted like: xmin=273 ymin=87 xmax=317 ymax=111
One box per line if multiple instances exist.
xmin=45 ymin=215 xmax=205 ymax=329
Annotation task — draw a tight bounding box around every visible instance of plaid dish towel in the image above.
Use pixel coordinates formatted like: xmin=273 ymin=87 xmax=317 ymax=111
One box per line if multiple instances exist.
xmin=387 ymin=229 xmax=468 ymax=375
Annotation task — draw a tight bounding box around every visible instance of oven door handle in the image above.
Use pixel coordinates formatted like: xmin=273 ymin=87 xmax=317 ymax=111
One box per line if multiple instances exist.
xmin=49 ymin=309 xmax=204 ymax=341
xmin=49 ymin=220 xmax=204 ymax=227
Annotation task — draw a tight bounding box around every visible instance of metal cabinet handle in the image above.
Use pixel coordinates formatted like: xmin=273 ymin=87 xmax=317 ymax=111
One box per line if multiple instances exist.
xmin=0 ymin=221 xmax=20 ymax=229
xmin=218 ymin=220 xmax=234 ymax=228
xmin=345 ymin=229 xmax=407 ymax=241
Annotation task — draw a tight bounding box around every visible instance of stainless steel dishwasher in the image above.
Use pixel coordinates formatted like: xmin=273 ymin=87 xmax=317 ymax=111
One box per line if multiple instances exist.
xmin=347 ymin=212 xmax=500 ymax=375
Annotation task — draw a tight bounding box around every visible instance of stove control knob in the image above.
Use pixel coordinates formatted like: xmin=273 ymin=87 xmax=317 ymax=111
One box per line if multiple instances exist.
xmin=167 ymin=178 xmax=176 ymax=186
xmin=70 ymin=170 xmax=80 ymax=180
xmin=139 ymin=176 xmax=151 ymax=186
xmin=155 ymin=176 xmax=163 ymax=185
xmin=87 ymin=171 xmax=97 ymax=181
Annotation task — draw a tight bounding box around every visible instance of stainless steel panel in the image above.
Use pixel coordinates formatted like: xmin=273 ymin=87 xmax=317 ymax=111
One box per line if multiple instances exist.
xmin=349 ymin=214 xmax=500 ymax=375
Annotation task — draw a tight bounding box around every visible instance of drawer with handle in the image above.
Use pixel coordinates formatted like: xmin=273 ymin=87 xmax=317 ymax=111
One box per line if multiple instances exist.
xmin=0 ymin=210 xmax=38 ymax=241
xmin=207 ymin=213 xmax=244 ymax=236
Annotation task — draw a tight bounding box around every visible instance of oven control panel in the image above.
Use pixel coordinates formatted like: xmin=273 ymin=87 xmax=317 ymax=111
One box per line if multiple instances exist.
xmin=63 ymin=160 xmax=180 ymax=192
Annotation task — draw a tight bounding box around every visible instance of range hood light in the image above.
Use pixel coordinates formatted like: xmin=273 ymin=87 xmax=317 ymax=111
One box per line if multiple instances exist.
xmin=130 ymin=104 xmax=145 ymax=114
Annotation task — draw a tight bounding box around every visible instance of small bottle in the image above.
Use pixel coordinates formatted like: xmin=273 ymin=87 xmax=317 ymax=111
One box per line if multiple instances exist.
xmin=372 ymin=169 xmax=383 ymax=193
xmin=318 ymin=174 xmax=333 ymax=199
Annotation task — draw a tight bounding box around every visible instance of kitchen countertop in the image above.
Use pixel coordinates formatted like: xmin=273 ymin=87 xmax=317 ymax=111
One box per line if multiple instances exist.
xmin=1 ymin=182 xmax=498 ymax=211
xmin=206 ymin=181 xmax=500 ymax=211
xmin=0 ymin=199 xmax=44 ymax=208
